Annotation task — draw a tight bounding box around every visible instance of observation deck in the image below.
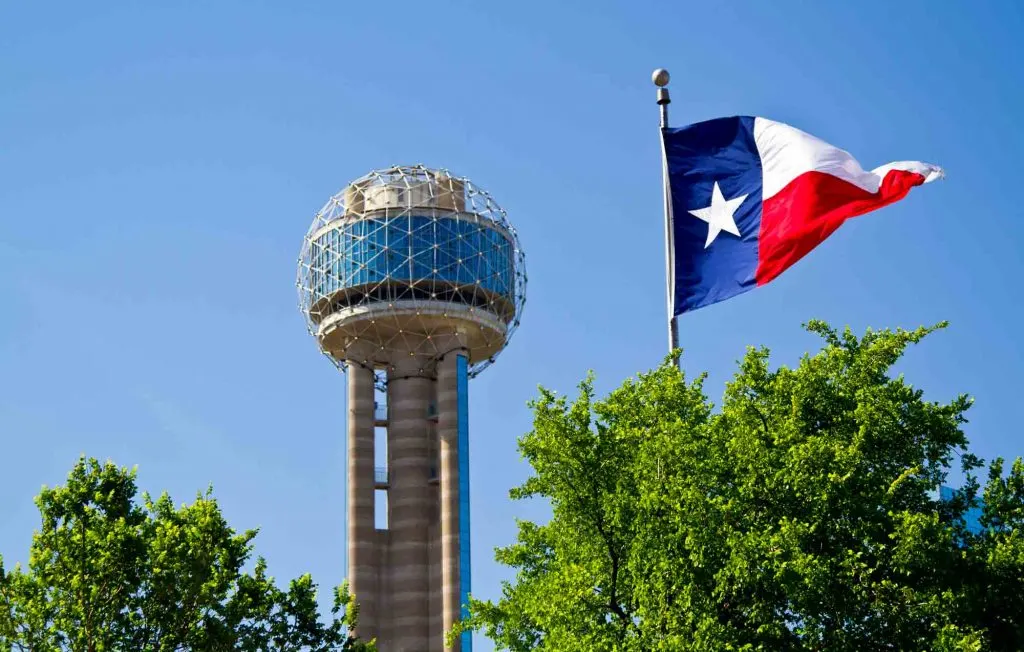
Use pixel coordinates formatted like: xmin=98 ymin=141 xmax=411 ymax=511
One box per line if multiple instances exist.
xmin=297 ymin=166 xmax=526 ymax=375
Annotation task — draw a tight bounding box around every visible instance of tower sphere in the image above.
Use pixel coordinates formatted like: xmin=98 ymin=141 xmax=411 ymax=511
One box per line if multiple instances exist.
xmin=652 ymin=68 xmax=670 ymax=87
xmin=297 ymin=165 xmax=527 ymax=381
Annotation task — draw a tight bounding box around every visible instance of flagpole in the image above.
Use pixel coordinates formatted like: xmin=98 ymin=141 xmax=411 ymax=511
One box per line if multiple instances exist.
xmin=654 ymin=68 xmax=680 ymax=364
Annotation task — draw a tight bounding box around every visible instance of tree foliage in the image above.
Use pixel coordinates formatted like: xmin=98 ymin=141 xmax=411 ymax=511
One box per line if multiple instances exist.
xmin=460 ymin=322 xmax=1024 ymax=651
xmin=0 ymin=458 xmax=374 ymax=652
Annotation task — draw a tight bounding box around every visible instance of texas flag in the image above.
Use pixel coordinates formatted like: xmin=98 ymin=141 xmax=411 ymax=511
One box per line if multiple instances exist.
xmin=663 ymin=116 xmax=943 ymax=315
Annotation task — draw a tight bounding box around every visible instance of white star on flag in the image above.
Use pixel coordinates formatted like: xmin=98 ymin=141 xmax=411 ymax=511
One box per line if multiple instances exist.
xmin=687 ymin=181 xmax=748 ymax=248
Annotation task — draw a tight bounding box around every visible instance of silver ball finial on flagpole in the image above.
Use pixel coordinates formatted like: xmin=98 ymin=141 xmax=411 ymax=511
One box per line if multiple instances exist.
xmin=652 ymin=68 xmax=671 ymax=128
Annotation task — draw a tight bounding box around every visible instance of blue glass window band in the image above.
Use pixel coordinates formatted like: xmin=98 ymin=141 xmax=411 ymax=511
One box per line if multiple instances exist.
xmin=308 ymin=215 xmax=515 ymax=322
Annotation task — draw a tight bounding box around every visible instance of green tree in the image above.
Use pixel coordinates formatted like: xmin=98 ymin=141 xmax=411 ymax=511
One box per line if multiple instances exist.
xmin=0 ymin=457 xmax=375 ymax=652
xmin=457 ymin=322 xmax=1024 ymax=651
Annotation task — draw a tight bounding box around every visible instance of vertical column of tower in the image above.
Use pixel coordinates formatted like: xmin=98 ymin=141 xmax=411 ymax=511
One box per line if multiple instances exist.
xmin=437 ymin=351 xmax=462 ymax=650
xmin=456 ymin=353 xmax=473 ymax=652
xmin=346 ymin=363 xmax=377 ymax=641
xmin=387 ymin=364 xmax=433 ymax=650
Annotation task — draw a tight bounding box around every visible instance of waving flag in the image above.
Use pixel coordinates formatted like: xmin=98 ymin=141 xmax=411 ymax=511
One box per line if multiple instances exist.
xmin=663 ymin=116 xmax=943 ymax=315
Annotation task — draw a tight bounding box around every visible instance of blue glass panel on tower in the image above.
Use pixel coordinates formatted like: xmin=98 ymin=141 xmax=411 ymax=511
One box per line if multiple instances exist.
xmin=310 ymin=217 xmax=515 ymax=301
xmin=297 ymin=165 xmax=526 ymax=386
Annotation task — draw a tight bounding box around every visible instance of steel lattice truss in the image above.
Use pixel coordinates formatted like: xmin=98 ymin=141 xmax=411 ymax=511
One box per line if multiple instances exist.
xmin=297 ymin=165 xmax=526 ymax=383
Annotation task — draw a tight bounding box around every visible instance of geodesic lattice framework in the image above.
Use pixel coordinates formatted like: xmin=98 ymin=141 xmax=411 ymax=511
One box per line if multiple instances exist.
xmin=297 ymin=165 xmax=527 ymax=383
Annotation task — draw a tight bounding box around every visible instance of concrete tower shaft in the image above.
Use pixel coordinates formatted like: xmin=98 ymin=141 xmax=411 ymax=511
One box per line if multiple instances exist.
xmin=346 ymin=364 xmax=378 ymax=637
xmin=340 ymin=355 xmax=470 ymax=651
xmin=387 ymin=366 xmax=433 ymax=648
xmin=437 ymin=352 xmax=463 ymax=645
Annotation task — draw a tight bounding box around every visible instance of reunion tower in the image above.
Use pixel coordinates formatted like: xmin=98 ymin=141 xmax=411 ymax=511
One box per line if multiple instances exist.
xmin=297 ymin=166 xmax=527 ymax=651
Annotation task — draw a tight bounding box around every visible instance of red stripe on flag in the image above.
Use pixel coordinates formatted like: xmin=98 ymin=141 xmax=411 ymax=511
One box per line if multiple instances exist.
xmin=755 ymin=169 xmax=928 ymax=285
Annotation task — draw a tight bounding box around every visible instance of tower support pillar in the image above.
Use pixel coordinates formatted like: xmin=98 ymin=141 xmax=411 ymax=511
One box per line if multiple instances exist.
xmin=387 ymin=366 xmax=434 ymax=650
xmin=346 ymin=363 xmax=378 ymax=642
xmin=438 ymin=351 xmax=463 ymax=650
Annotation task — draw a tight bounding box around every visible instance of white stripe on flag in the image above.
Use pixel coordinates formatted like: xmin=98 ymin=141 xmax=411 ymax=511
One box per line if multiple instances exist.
xmin=753 ymin=117 xmax=943 ymax=199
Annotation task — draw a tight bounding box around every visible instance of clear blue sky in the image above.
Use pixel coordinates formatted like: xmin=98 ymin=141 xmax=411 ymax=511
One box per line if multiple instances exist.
xmin=2 ymin=2 xmax=1022 ymax=648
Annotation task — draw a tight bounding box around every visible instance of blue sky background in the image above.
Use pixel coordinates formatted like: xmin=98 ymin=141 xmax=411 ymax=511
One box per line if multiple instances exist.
xmin=2 ymin=2 xmax=1022 ymax=648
